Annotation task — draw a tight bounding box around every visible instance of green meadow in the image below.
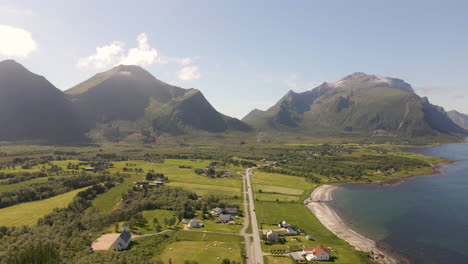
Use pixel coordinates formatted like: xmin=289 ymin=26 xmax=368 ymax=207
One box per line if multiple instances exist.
xmin=152 ymin=231 xmax=244 ymax=263
xmin=0 ymin=187 xmax=89 ymax=226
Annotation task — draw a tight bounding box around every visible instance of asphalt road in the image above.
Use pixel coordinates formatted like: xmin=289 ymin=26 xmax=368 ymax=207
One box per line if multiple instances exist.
xmin=245 ymin=167 xmax=264 ymax=264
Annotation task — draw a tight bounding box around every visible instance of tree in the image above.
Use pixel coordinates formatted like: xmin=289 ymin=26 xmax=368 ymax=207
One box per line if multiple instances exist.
xmin=154 ymin=224 xmax=162 ymax=232
xmin=7 ymin=243 xmax=61 ymax=264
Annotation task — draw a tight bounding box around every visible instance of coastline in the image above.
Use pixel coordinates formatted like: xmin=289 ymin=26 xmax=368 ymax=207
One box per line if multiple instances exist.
xmin=305 ymin=185 xmax=400 ymax=264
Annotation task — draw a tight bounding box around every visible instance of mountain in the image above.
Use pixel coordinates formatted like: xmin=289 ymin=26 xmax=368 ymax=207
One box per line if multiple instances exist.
xmin=448 ymin=110 xmax=468 ymax=130
xmin=246 ymin=72 xmax=467 ymax=137
xmin=0 ymin=60 xmax=85 ymax=142
xmin=242 ymin=109 xmax=265 ymax=122
xmin=66 ymin=65 xmax=250 ymax=140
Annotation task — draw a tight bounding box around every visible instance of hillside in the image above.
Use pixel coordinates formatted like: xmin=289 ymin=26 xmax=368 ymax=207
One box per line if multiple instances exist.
xmin=0 ymin=60 xmax=86 ymax=142
xmin=245 ymin=72 xmax=467 ymax=137
xmin=242 ymin=109 xmax=265 ymax=122
xmin=66 ymin=65 xmax=250 ymax=140
xmin=448 ymin=110 xmax=468 ymax=130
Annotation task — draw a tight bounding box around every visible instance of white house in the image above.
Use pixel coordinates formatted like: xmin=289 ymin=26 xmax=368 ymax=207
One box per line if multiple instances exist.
xmin=188 ymin=219 xmax=203 ymax=228
xmin=113 ymin=224 xmax=131 ymax=251
xmin=303 ymin=246 xmax=332 ymax=261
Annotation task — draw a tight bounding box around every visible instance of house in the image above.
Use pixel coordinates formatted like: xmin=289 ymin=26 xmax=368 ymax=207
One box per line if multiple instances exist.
xmin=305 ymin=235 xmax=313 ymax=241
xmin=188 ymin=219 xmax=203 ymax=228
xmin=223 ymin=172 xmax=232 ymax=177
xmin=285 ymin=226 xmax=300 ymax=235
xmin=181 ymin=219 xmax=188 ymax=225
xmin=224 ymin=207 xmax=238 ymax=215
xmin=83 ymin=167 xmax=94 ymax=172
xmin=135 ymin=181 xmax=150 ymax=187
xmin=219 ymin=214 xmax=232 ymax=223
xmin=153 ymin=180 xmax=164 ymax=186
xmin=265 ymin=230 xmax=280 ymax=243
xmin=303 ymin=246 xmax=332 ymax=261
xmin=113 ymin=224 xmax=131 ymax=251
xmin=178 ymin=165 xmax=192 ymax=169
xmin=211 ymin=207 xmax=223 ymax=215
xmin=278 ymin=220 xmax=290 ymax=228
xmin=155 ymin=177 xmax=166 ymax=182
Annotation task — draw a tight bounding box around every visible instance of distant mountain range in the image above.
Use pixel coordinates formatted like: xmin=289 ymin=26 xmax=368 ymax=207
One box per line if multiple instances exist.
xmin=447 ymin=110 xmax=468 ymax=130
xmin=0 ymin=60 xmax=466 ymax=143
xmin=243 ymin=72 xmax=467 ymax=137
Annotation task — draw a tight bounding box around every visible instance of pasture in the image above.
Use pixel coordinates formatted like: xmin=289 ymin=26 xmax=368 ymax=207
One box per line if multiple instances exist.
xmin=0 ymin=187 xmax=88 ymax=226
xmin=153 ymin=231 xmax=244 ymax=263
xmin=251 ymin=171 xmax=316 ymax=202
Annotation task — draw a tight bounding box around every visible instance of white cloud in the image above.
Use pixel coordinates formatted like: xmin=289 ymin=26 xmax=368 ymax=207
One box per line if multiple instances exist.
xmin=178 ymin=66 xmax=201 ymax=81
xmin=0 ymin=25 xmax=37 ymax=57
xmin=77 ymin=33 xmax=199 ymax=77
xmin=119 ymin=33 xmax=158 ymax=66
xmin=77 ymin=41 xmax=123 ymax=70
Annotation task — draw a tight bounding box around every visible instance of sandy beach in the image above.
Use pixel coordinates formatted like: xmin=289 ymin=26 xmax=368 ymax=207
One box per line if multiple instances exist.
xmin=305 ymin=185 xmax=399 ymax=264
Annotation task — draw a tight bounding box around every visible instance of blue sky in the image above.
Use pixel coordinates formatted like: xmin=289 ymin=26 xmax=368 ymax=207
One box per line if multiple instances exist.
xmin=0 ymin=0 xmax=467 ymax=119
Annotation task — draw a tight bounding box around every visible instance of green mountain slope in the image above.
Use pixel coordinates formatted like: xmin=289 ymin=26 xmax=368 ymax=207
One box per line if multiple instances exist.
xmin=0 ymin=60 xmax=86 ymax=142
xmin=246 ymin=72 xmax=467 ymax=137
xmin=66 ymin=65 xmax=250 ymax=139
xmin=447 ymin=110 xmax=468 ymax=130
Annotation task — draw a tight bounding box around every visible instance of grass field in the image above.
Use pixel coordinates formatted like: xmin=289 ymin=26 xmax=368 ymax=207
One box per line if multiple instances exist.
xmin=0 ymin=187 xmax=88 ymax=226
xmin=251 ymin=171 xmax=317 ymax=203
xmin=251 ymin=171 xmax=316 ymax=191
xmin=253 ymin=184 xmax=303 ymax=195
xmin=153 ymin=231 xmax=244 ymax=263
xmin=189 ymin=219 xmax=244 ymax=233
xmin=264 ymin=255 xmax=295 ymax=264
xmin=255 ymin=201 xmax=373 ymax=264
xmin=255 ymin=193 xmax=299 ymax=202
xmin=0 ymin=177 xmax=51 ymax=193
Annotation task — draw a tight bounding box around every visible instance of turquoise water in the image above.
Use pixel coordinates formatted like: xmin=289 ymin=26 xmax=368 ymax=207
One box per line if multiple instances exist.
xmin=330 ymin=143 xmax=468 ymax=264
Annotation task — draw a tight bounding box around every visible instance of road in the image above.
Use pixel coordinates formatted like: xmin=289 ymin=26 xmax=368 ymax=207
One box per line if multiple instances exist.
xmin=244 ymin=167 xmax=264 ymax=264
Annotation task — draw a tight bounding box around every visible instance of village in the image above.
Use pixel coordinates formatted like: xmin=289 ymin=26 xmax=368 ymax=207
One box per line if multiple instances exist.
xmin=89 ymin=162 xmax=336 ymax=264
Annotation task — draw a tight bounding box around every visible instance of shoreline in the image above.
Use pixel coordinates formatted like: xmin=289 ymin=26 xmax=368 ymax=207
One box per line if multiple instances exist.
xmin=305 ymin=185 xmax=401 ymax=264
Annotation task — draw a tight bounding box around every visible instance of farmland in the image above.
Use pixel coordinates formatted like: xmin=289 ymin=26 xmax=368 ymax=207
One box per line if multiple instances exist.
xmin=0 ymin=187 xmax=89 ymax=226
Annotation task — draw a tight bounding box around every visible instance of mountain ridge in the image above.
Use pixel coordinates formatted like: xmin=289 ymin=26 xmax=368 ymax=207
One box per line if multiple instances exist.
xmin=448 ymin=110 xmax=468 ymax=130
xmin=245 ymin=72 xmax=467 ymax=137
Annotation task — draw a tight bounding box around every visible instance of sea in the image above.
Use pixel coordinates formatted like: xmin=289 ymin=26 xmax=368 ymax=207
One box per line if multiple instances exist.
xmin=329 ymin=143 xmax=468 ymax=264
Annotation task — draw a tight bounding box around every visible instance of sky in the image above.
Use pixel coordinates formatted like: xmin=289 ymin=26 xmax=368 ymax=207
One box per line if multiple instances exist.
xmin=0 ymin=0 xmax=467 ymax=119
